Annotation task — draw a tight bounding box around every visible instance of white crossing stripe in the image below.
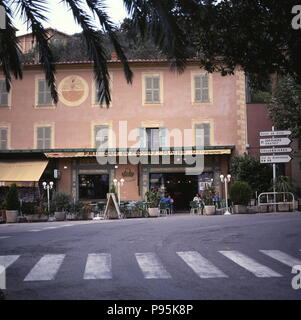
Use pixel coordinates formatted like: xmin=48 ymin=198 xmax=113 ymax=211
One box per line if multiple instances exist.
xmin=0 ymin=255 xmax=19 ymax=268
xmin=220 ymin=251 xmax=282 ymax=277
xmin=28 ymin=230 xmax=42 ymax=232
xmin=260 ymin=250 xmax=301 ymax=267
xmin=84 ymin=253 xmax=112 ymax=279
xmin=24 ymin=254 xmax=65 ymax=281
xmin=0 ymin=236 xmax=11 ymax=239
xmin=177 ymin=251 xmax=228 ymax=278
xmin=43 ymin=227 xmax=59 ymax=230
xmin=135 ymin=253 xmax=171 ymax=279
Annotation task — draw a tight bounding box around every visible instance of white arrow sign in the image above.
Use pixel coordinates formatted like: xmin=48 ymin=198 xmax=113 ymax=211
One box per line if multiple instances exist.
xmin=260 ymin=138 xmax=291 ymax=146
xmin=260 ymin=147 xmax=293 ymax=154
xmin=260 ymin=155 xmax=292 ymax=163
xmin=260 ymin=130 xmax=292 ymax=136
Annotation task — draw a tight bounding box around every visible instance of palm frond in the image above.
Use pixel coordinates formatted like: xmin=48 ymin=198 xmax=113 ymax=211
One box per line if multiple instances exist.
xmin=85 ymin=0 xmax=133 ymax=84
xmin=15 ymin=0 xmax=58 ymax=103
xmin=123 ymin=0 xmax=188 ymax=71
xmin=63 ymin=0 xmax=111 ymax=106
xmin=0 ymin=0 xmax=23 ymax=91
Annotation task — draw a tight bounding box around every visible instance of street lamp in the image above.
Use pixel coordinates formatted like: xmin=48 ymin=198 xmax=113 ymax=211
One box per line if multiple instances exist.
xmin=42 ymin=181 xmax=54 ymax=214
xmin=113 ymin=178 xmax=125 ymax=206
xmin=220 ymin=174 xmax=231 ymax=215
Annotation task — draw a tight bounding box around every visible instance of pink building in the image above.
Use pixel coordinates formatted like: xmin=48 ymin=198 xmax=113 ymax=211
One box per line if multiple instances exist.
xmin=0 ymin=59 xmax=248 ymax=210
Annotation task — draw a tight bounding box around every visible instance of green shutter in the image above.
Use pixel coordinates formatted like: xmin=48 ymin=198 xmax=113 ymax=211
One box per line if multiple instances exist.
xmin=0 ymin=80 xmax=8 ymax=106
xmin=195 ymin=123 xmax=211 ymax=147
xmin=159 ymin=127 xmax=167 ymax=147
xmin=0 ymin=128 xmax=8 ymax=150
xmin=201 ymin=74 xmax=209 ymax=102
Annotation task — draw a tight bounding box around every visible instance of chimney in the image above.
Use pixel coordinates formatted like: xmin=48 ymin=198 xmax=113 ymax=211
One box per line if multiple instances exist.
xmin=111 ymin=51 xmax=118 ymax=61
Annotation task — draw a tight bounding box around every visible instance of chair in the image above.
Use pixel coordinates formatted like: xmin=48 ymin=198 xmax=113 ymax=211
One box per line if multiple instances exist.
xmin=159 ymin=201 xmax=170 ymax=216
xmin=190 ymin=201 xmax=201 ymax=215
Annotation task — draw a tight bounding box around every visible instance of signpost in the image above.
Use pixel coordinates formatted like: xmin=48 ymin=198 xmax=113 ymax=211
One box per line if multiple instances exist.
xmin=260 ymin=147 xmax=292 ymax=154
xmin=259 ymin=127 xmax=292 ymax=212
xmin=259 ymin=137 xmax=291 ymax=146
xmin=260 ymin=155 xmax=292 ymax=163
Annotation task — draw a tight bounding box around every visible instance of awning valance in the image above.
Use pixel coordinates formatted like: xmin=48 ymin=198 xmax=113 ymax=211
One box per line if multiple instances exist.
xmin=0 ymin=160 xmax=48 ymax=182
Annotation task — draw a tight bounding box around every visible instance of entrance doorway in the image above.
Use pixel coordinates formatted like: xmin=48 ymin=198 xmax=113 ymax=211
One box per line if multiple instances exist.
xmin=78 ymin=174 xmax=109 ymax=200
xmin=149 ymin=173 xmax=198 ymax=211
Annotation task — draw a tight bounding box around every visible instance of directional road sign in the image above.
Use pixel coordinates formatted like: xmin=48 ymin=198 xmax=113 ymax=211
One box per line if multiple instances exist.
xmin=260 ymin=130 xmax=292 ymax=137
xmin=260 ymin=147 xmax=293 ymax=154
xmin=260 ymin=155 xmax=292 ymax=164
xmin=260 ymin=138 xmax=291 ymax=147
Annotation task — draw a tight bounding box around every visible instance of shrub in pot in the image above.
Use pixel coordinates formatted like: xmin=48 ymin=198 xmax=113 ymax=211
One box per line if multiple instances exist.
xmin=230 ymin=181 xmax=252 ymax=214
xmin=203 ymin=185 xmax=216 ymax=215
xmin=21 ymin=201 xmax=36 ymax=222
xmin=5 ymin=184 xmax=20 ymax=223
xmin=0 ymin=200 xmax=6 ymax=223
xmin=52 ymin=192 xmax=72 ymax=221
xmin=145 ymin=188 xmax=160 ymax=217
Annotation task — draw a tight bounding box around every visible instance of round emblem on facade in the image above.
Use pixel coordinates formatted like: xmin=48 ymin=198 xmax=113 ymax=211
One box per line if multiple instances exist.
xmin=58 ymin=75 xmax=89 ymax=106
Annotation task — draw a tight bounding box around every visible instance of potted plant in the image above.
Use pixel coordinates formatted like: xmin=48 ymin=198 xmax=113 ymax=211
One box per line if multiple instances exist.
xmin=21 ymin=201 xmax=36 ymax=222
xmin=230 ymin=181 xmax=252 ymax=214
xmin=52 ymin=192 xmax=72 ymax=221
xmin=145 ymin=188 xmax=160 ymax=217
xmin=5 ymin=184 xmax=20 ymax=223
xmin=67 ymin=201 xmax=84 ymax=220
xmin=203 ymin=185 xmax=216 ymax=215
xmin=0 ymin=200 xmax=6 ymax=223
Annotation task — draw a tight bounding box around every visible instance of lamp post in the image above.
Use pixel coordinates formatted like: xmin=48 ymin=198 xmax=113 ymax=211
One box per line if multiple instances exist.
xmin=42 ymin=181 xmax=54 ymax=214
xmin=220 ymin=174 xmax=231 ymax=215
xmin=113 ymin=178 xmax=125 ymax=206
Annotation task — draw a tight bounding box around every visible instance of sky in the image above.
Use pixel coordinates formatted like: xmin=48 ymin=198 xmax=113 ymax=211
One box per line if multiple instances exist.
xmin=14 ymin=0 xmax=128 ymax=36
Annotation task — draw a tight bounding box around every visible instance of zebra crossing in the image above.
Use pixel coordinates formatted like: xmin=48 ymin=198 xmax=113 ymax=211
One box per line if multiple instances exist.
xmin=0 ymin=249 xmax=300 ymax=283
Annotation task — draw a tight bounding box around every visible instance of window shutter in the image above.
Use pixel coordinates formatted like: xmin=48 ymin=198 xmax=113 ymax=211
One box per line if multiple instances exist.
xmin=0 ymin=128 xmax=8 ymax=150
xmin=95 ymin=125 xmax=109 ymax=148
xmin=37 ymin=127 xmax=44 ymax=149
xmin=38 ymin=79 xmax=52 ymax=105
xmin=159 ymin=127 xmax=167 ymax=147
xmin=0 ymin=81 xmax=8 ymax=106
xmin=201 ymin=74 xmax=209 ymax=102
xmin=139 ymin=127 xmax=146 ymax=148
xmin=195 ymin=123 xmax=211 ymax=147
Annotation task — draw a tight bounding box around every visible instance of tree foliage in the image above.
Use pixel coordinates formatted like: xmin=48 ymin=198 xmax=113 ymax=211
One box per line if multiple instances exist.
xmin=1 ymin=0 xmax=300 ymax=105
xmin=229 ymin=181 xmax=252 ymax=205
xmin=230 ymin=154 xmax=273 ymax=195
xmin=268 ymin=76 xmax=301 ymax=139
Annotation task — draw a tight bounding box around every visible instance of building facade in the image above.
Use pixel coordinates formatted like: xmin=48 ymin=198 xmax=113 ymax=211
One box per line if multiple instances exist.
xmin=0 ymin=59 xmax=248 ymax=210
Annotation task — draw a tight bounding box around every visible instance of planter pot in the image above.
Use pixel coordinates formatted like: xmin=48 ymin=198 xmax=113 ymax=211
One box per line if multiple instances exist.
xmin=234 ymin=205 xmax=247 ymax=214
xmin=0 ymin=209 xmax=6 ymax=222
xmin=204 ymin=205 xmax=215 ymax=215
xmin=38 ymin=215 xmax=49 ymax=222
xmin=148 ymin=207 xmax=159 ymax=217
xmin=258 ymin=205 xmax=268 ymax=213
xmin=54 ymin=211 xmax=66 ymax=221
xmin=5 ymin=210 xmax=18 ymax=223
xmin=83 ymin=212 xmax=94 ymax=220
xmin=247 ymin=206 xmax=258 ymax=214
xmin=277 ymin=204 xmax=290 ymax=212
xmin=66 ymin=213 xmax=77 ymax=220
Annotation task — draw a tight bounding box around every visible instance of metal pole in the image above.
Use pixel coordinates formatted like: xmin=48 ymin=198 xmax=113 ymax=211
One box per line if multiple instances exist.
xmin=47 ymin=186 xmax=50 ymax=214
xmin=272 ymin=126 xmax=276 ymax=212
xmin=117 ymin=182 xmax=120 ymax=206
xmin=225 ymin=179 xmax=228 ymax=212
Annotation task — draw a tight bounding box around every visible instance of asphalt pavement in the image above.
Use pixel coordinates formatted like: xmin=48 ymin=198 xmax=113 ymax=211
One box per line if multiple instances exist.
xmin=0 ymin=212 xmax=301 ymax=300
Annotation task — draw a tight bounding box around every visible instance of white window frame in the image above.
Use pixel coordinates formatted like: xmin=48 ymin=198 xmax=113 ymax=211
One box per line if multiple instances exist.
xmin=142 ymin=73 xmax=163 ymax=105
xmin=34 ymin=123 xmax=55 ymax=149
xmin=35 ymin=77 xmax=55 ymax=108
xmin=193 ymin=120 xmax=214 ymax=147
xmin=191 ymin=72 xmax=213 ymax=104
xmin=0 ymin=79 xmax=11 ymax=108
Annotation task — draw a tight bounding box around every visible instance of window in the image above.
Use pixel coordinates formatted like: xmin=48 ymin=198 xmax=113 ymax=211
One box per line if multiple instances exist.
xmin=0 ymin=128 xmax=8 ymax=150
xmin=0 ymin=80 xmax=8 ymax=107
xmin=195 ymin=123 xmax=211 ymax=146
xmin=37 ymin=126 xmax=52 ymax=149
xmin=146 ymin=128 xmax=160 ymax=149
xmin=194 ymin=74 xmax=209 ymax=102
xmin=79 ymin=174 xmax=109 ymax=200
xmin=145 ymin=76 xmax=161 ymax=104
xmin=94 ymin=125 xmax=109 ymax=149
xmin=37 ymin=79 xmax=53 ymax=106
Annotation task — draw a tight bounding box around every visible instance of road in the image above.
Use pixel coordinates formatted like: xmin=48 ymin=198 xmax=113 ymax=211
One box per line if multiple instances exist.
xmin=0 ymin=212 xmax=301 ymax=300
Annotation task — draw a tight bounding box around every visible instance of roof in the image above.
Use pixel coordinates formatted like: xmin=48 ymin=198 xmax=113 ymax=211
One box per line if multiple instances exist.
xmin=16 ymin=27 xmax=71 ymax=38
xmin=22 ymin=58 xmax=201 ymax=68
